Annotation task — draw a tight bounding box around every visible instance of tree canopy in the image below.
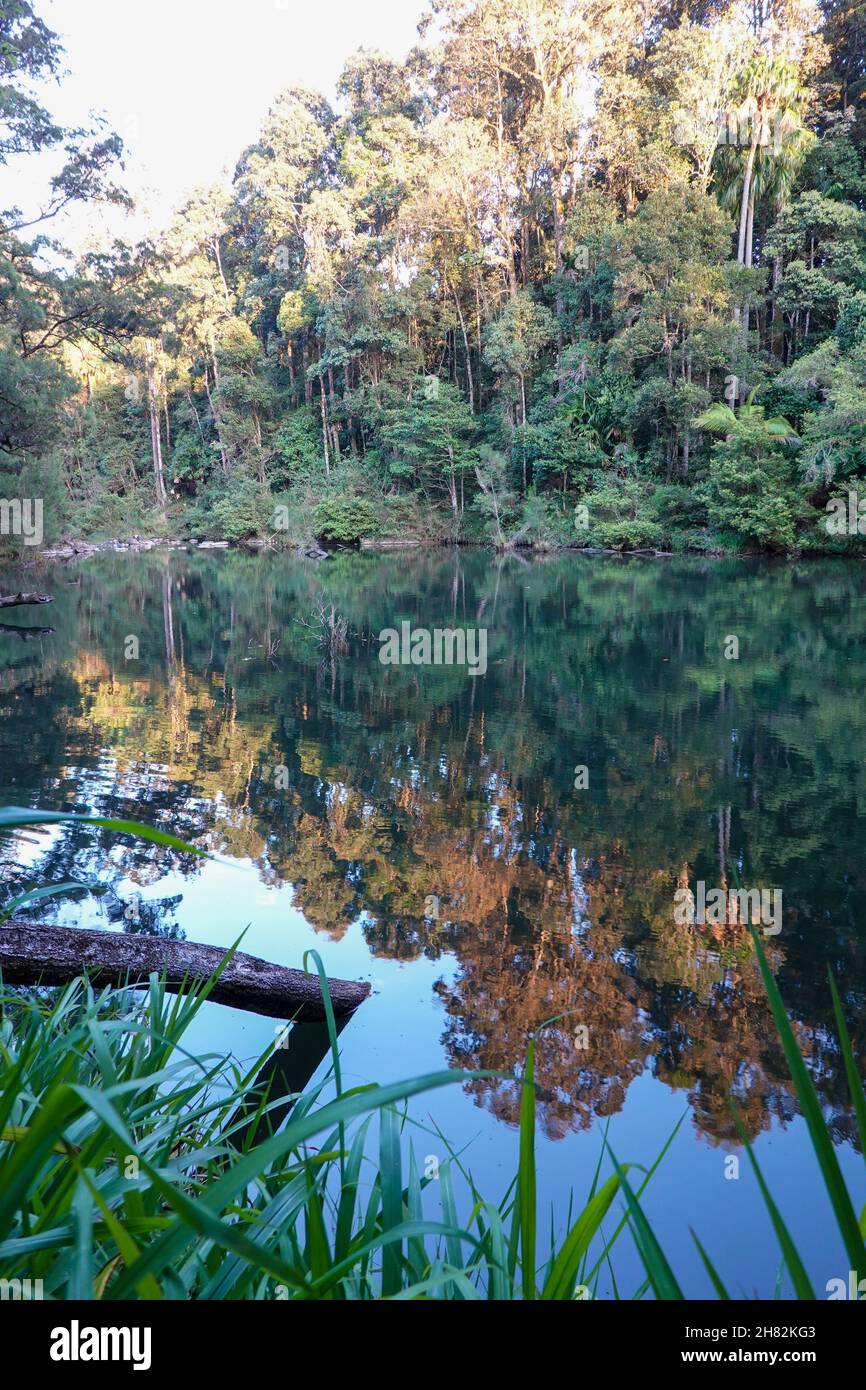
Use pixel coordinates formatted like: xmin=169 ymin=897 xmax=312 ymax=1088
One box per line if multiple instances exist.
xmin=1 ymin=0 xmax=865 ymax=555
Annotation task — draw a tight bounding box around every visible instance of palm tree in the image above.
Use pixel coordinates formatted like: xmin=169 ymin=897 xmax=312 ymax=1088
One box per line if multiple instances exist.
xmin=695 ymin=389 xmax=800 ymax=443
xmin=713 ymin=53 xmax=808 ymax=272
xmin=712 ymin=51 xmax=810 ymax=396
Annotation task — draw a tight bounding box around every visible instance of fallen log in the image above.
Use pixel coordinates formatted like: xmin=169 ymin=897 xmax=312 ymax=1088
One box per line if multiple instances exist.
xmin=0 ymin=592 xmax=53 ymax=609
xmin=0 ymin=924 xmax=370 ymax=1021
xmin=229 ymin=1016 xmax=352 ymax=1149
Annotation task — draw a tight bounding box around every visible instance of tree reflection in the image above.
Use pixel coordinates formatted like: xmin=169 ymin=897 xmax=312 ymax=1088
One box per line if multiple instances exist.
xmin=1 ymin=548 xmax=864 ymax=1147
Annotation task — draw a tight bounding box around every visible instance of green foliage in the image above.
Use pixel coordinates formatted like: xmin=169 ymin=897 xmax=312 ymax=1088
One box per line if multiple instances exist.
xmin=510 ymin=492 xmax=571 ymax=549
xmin=694 ymin=391 xmax=800 ymax=443
xmin=2 ymin=0 xmax=865 ymax=555
xmin=0 ymin=969 xmax=635 ymax=1300
xmin=75 ymin=493 xmax=152 ymax=541
xmin=381 ymin=380 xmax=478 ymax=517
xmin=313 ymin=494 xmax=380 ymax=544
xmin=483 ymin=292 xmax=557 ymax=388
xmin=836 ymin=290 xmax=866 ymax=352
xmin=779 ymin=340 xmax=866 ymax=487
xmin=471 ymin=448 xmax=520 ymax=547
xmin=699 ymin=424 xmax=808 ymax=551
xmin=271 ymin=408 xmax=324 ymax=487
xmin=0 ymin=450 xmax=67 ymax=550
xmin=207 ymin=479 xmax=274 ymax=542
xmin=377 ymin=490 xmax=448 ymax=542
xmin=170 ymin=430 xmax=209 ymax=487
xmin=582 ymin=475 xmax=668 ymax=551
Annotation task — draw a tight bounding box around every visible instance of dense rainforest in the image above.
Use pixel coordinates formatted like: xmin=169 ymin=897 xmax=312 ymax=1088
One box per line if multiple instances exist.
xmin=1 ymin=0 xmax=866 ymax=555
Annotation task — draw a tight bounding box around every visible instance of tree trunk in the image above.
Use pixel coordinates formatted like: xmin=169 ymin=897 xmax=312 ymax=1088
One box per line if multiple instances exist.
xmin=733 ymin=140 xmax=758 ymax=403
xmin=187 ymin=391 xmax=205 ymax=446
xmin=303 ymin=340 xmax=313 ymax=405
xmin=737 ymin=140 xmax=758 ymax=266
xmin=320 ymin=382 xmax=331 ymax=477
xmin=204 ymin=357 xmax=229 ymax=477
xmin=212 ymin=236 xmax=231 ymax=307
xmin=448 ymin=274 xmax=475 ymax=415
xmin=770 ymin=252 xmax=783 ymax=357
xmin=745 ymin=184 xmax=756 ymax=269
xmin=147 ymin=363 xmax=167 ymax=508
xmin=520 ymin=373 xmax=529 ymax=492
xmin=0 ymin=924 xmax=370 ymax=1021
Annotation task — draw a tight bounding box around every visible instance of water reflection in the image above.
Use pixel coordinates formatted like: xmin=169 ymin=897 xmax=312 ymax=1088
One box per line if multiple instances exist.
xmin=1 ymin=548 xmax=864 ymax=1151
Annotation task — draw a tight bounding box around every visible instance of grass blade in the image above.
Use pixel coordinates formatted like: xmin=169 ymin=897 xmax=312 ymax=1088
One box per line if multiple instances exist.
xmin=519 ymin=1038 xmax=537 ymax=1300
xmin=750 ymin=926 xmax=864 ymax=1278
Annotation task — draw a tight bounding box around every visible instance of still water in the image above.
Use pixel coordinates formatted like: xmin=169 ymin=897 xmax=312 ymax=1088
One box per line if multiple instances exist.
xmin=1 ymin=547 xmax=864 ymax=1297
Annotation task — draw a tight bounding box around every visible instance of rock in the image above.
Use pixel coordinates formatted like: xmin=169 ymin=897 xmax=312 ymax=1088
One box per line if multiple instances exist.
xmin=360 ymin=538 xmax=422 ymax=551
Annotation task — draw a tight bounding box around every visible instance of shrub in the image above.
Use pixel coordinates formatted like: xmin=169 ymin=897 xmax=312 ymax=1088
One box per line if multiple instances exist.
xmin=207 ymin=478 xmax=274 ymax=541
xmin=579 ymin=474 xmax=665 ymax=550
xmin=698 ymin=428 xmax=810 ymax=552
xmin=511 ymin=492 xmax=570 ymax=548
xmin=170 ymin=430 xmax=209 ymax=491
xmin=0 ymin=450 xmax=70 ymax=549
xmin=271 ymin=408 xmax=324 ymax=488
xmin=313 ymin=494 xmax=380 ymax=544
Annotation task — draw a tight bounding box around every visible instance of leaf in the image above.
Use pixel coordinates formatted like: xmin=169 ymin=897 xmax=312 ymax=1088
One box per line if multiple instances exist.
xmin=0 ymin=881 xmax=91 ymax=925
xmin=690 ymin=1228 xmax=730 ymax=1300
xmin=541 ymin=1173 xmax=622 ymax=1300
xmin=519 ymin=1039 xmax=537 ymax=1301
xmin=0 ymin=1125 xmax=78 ymax=1156
xmin=730 ymin=1103 xmax=815 ymax=1299
xmin=828 ymin=971 xmax=866 ymax=1178
xmin=750 ymin=926 xmax=864 ymax=1279
xmin=694 ymin=403 xmax=738 ymax=434
xmin=606 ymin=1145 xmax=683 ymax=1300
xmin=0 ymin=807 xmax=205 ymax=857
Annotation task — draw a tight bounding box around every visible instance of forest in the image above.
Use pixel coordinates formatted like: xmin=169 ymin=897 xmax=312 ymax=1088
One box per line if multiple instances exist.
xmin=1 ymin=0 xmax=866 ymax=556
xmin=3 ymin=0 xmax=866 ymax=1314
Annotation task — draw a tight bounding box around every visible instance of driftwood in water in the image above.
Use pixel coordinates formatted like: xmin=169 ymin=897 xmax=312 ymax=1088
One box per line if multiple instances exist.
xmin=0 ymin=924 xmax=370 ymax=1021
xmin=0 ymin=623 xmax=55 ymax=640
xmin=0 ymin=592 xmax=53 ymax=609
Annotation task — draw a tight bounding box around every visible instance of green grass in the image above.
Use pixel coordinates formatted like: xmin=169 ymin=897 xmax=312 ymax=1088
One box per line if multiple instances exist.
xmin=0 ymin=939 xmax=861 ymax=1300
xmin=0 ymin=970 xmax=640 ymax=1300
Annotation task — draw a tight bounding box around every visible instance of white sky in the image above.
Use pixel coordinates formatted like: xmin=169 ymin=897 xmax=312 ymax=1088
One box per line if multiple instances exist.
xmin=4 ymin=0 xmax=427 ymax=251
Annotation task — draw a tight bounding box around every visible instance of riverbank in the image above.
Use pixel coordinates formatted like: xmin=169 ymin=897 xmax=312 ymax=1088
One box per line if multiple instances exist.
xmin=24 ymin=535 xmax=861 ymax=566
